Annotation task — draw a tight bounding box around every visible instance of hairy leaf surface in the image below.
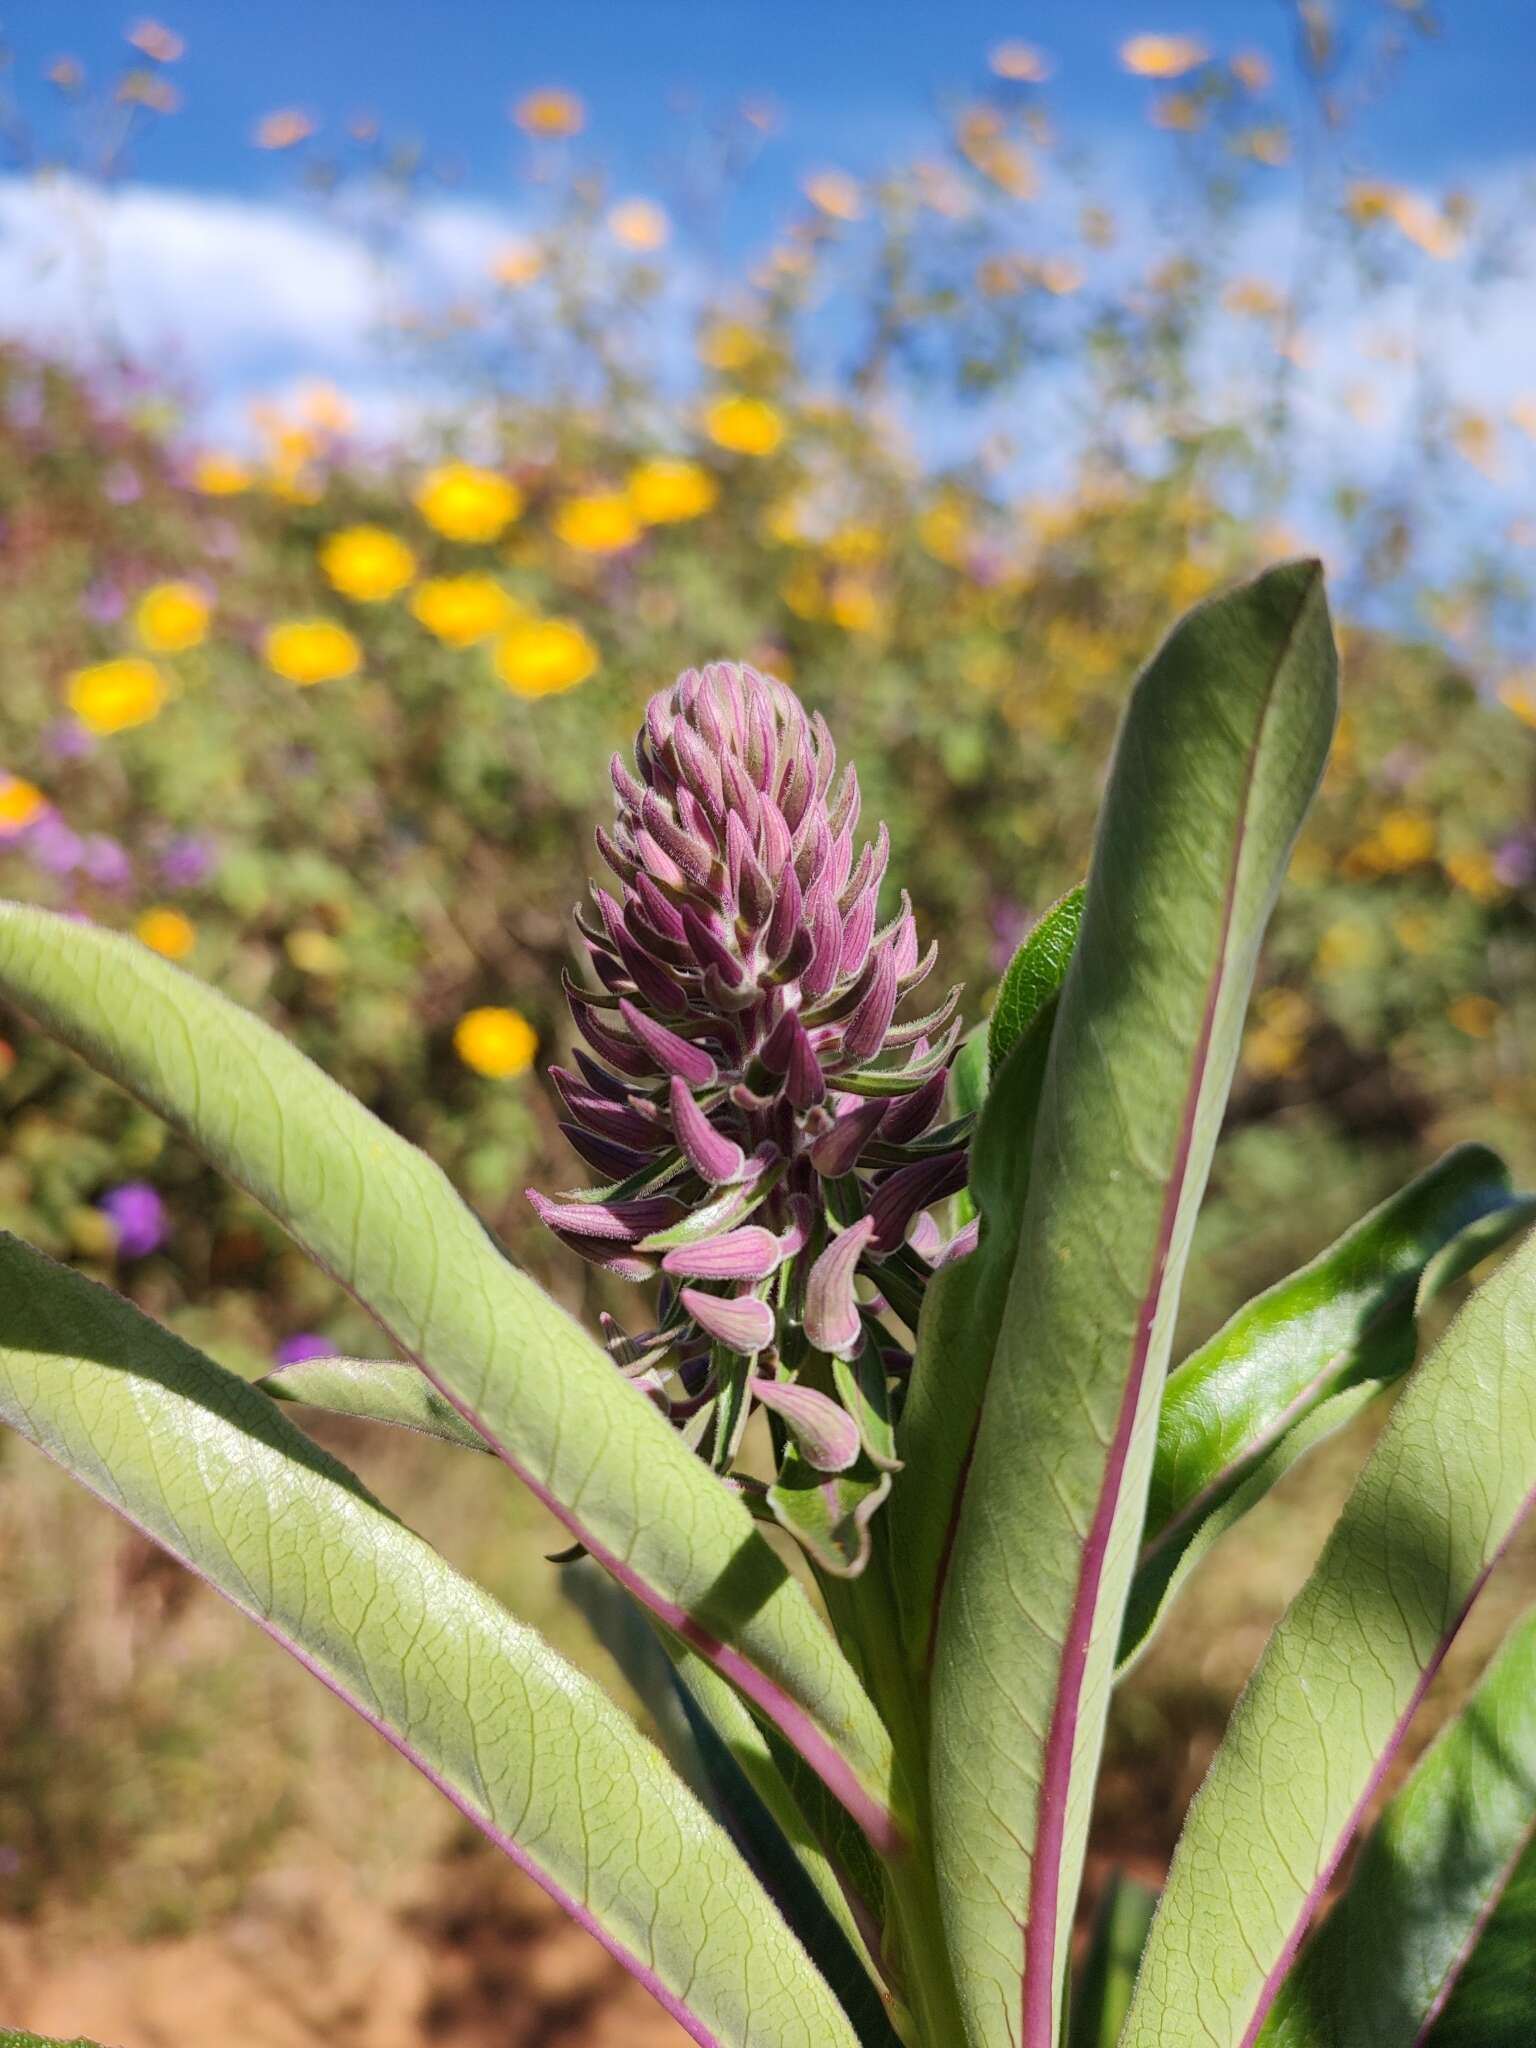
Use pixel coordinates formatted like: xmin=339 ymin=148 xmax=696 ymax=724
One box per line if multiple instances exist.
xmin=0 ymin=1234 xmax=860 ymax=2048
xmin=1123 ymin=1216 xmax=1536 ymax=2047
xmin=0 ymin=904 xmax=898 ymax=1847
xmin=931 ymin=560 xmax=1338 ymax=2047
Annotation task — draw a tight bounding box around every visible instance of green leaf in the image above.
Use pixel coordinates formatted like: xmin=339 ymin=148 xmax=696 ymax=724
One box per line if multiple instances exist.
xmin=1069 ymin=1872 xmax=1159 ymax=2048
xmin=1259 ymin=1605 xmax=1536 ymax=2046
xmin=0 ymin=1234 xmax=862 ymax=2048
xmin=0 ymin=903 xmax=900 ymax=1852
xmin=888 ymin=997 xmax=1059 ymax=1673
xmin=1122 ymin=1145 xmax=1530 ymax=1671
xmin=930 ymin=559 xmax=1338 ymax=2047
xmin=0 ymin=2034 xmax=111 ymax=2047
xmin=260 ymin=1354 xmax=495 ymax=1451
xmin=1122 ymin=1213 xmax=1536 ymax=2048
xmin=766 ymin=1448 xmax=892 ymax=1578
xmin=988 ymin=884 xmax=1084 ymax=1079
xmin=1425 ymin=1837 xmax=1536 ymax=2045
xmin=948 ymin=1022 xmax=990 ymax=1121
xmin=667 ymin=1647 xmax=905 ymax=2048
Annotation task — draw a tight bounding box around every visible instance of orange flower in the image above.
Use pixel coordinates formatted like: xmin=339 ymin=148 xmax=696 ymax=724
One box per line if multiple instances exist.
xmin=254 ymin=108 xmax=315 ymax=150
xmin=136 ymin=908 xmax=196 ymax=960
xmin=0 ymin=775 xmax=47 ymax=836
xmin=1120 ymin=33 xmax=1210 ymax=78
xmin=513 ymin=88 xmax=584 ymax=137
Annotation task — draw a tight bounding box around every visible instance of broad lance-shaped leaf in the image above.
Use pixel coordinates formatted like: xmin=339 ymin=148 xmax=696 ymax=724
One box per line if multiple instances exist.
xmin=1120 ymin=1145 xmax=1533 ymax=1671
xmin=1121 ymin=1212 xmax=1536 ymax=2048
xmin=261 ymin=1354 xmax=496 ymax=1451
xmin=890 ymin=888 xmax=1085 ymax=1675
xmin=0 ymin=1235 xmax=862 ymax=2048
xmin=0 ymin=904 xmax=900 ymax=1852
xmin=1257 ymin=1604 xmax=1536 ymax=2047
xmin=931 ymin=559 xmax=1338 ymax=2048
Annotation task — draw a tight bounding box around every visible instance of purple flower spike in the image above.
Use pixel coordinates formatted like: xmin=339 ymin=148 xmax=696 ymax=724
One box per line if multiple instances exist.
xmin=99 ymin=1182 xmax=167 ymax=1259
xmin=530 ymin=661 xmax=971 ymax=1563
xmin=680 ymin=1288 xmax=776 ymax=1354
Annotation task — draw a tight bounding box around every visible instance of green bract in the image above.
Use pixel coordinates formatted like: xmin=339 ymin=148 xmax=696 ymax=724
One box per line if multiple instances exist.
xmin=4 ymin=561 xmax=1535 ymax=2048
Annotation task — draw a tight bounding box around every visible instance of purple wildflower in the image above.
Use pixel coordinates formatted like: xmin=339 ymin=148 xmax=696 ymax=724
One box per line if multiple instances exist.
xmin=26 ymin=814 xmax=85 ymax=876
xmin=273 ymin=1333 xmax=337 ymax=1367
xmin=529 ymin=663 xmax=971 ymax=1534
xmin=81 ymin=835 xmax=133 ymax=890
xmin=100 ymin=1182 xmax=168 ymax=1259
xmin=159 ymin=833 xmax=219 ymax=889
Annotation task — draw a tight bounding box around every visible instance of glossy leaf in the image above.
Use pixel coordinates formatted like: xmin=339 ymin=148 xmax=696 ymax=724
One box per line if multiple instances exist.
xmin=261 ymin=1354 xmax=495 ymax=1451
xmin=0 ymin=1233 xmax=861 ymax=2048
xmin=1123 ymin=1213 xmax=1536 ymax=2048
xmin=0 ymin=903 xmax=899 ymax=1851
xmin=1259 ymin=1605 xmax=1536 ymax=2046
xmin=1069 ymin=1873 xmax=1158 ymax=2048
xmin=1122 ymin=1145 xmax=1531 ymax=1670
xmin=987 ymin=884 xmax=1084 ymax=1079
xmin=931 ymin=559 xmax=1338 ymax=2047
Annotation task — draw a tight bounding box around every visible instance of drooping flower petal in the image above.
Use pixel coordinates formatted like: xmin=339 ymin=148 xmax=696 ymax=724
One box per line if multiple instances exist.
xmin=680 ymin=1287 xmax=776 ymax=1354
xmin=662 ymin=1226 xmax=785 ymax=1281
xmin=749 ymin=1377 xmax=862 ymax=1472
xmin=803 ymin=1216 xmax=876 ymax=1359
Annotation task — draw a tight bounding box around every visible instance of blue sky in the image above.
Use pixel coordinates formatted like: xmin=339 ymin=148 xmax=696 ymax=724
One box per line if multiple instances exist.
xmin=5 ymin=2 xmax=1524 ymax=219
xmin=0 ymin=0 xmax=1531 ymax=563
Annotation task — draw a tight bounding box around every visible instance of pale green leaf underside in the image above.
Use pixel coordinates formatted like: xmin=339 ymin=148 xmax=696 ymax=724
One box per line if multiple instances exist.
xmin=260 ymin=1353 xmax=495 ymax=1451
xmin=0 ymin=1234 xmax=858 ymax=2048
xmin=0 ymin=903 xmax=896 ymax=1847
xmin=932 ymin=560 xmax=1338 ymax=2047
xmin=1123 ymin=1216 xmax=1536 ymax=2048
xmin=1259 ymin=1604 xmax=1536 ymax=2046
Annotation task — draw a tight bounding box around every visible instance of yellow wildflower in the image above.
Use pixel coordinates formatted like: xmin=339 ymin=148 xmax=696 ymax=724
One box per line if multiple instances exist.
xmin=514 ymin=88 xmax=584 ymax=137
xmin=628 ymin=458 xmax=718 ymax=526
xmin=494 ymin=618 xmax=598 ymax=697
xmin=553 ymin=492 xmax=641 ymax=555
xmin=264 ymin=619 xmax=361 ymax=687
xmin=0 ymin=776 xmax=47 ymax=835
xmin=285 ymin=928 xmax=345 ymax=976
xmin=1443 ymin=848 xmax=1502 ymax=904
xmin=133 ymin=581 xmax=210 ymax=654
xmin=1376 ymin=808 xmax=1436 ymax=869
xmin=1448 ymin=994 xmax=1500 ymax=1040
xmin=829 ymin=578 xmax=884 ymax=635
xmin=415 ymin=463 xmax=523 ymax=543
xmin=1316 ymin=920 xmax=1375 ymax=976
xmin=1120 ymin=34 xmax=1210 ymax=78
xmin=67 ymin=657 xmax=167 ymax=735
xmin=319 ymin=525 xmax=417 ymax=602
xmin=706 ymin=395 xmax=785 ymax=457
xmin=918 ymin=496 xmax=970 ymax=566
xmin=988 ymin=41 xmax=1052 ymax=82
xmin=191 ymin=451 xmax=251 ymax=496
xmin=608 ymin=198 xmax=670 ymax=250
xmin=410 ymin=575 xmax=515 ymax=647
xmin=1498 ymin=673 xmax=1536 ymax=728
xmin=454 ymin=1005 xmax=539 ymax=1079
xmin=135 ymin=908 xmax=196 ymax=960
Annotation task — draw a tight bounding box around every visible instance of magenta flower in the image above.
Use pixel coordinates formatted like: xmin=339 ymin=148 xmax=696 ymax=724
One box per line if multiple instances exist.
xmin=529 ymin=663 xmax=970 ymax=1541
xmin=273 ymin=1333 xmax=337 ymax=1367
